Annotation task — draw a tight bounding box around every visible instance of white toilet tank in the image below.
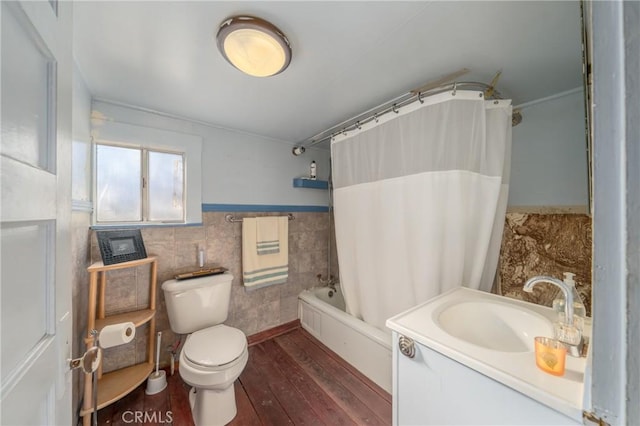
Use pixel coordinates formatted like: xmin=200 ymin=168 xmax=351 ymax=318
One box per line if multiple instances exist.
xmin=162 ymin=273 xmax=234 ymax=334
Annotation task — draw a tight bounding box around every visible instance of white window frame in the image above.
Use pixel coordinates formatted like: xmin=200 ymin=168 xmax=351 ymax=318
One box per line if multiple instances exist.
xmin=91 ymin=120 xmax=202 ymax=226
xmin=94 ymin=141 xmax=186 ymax=224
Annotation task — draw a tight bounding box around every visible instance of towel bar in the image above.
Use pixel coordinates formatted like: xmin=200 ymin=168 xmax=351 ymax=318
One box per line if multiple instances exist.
xmin=224 ymin=213 xmax=295 ymax=223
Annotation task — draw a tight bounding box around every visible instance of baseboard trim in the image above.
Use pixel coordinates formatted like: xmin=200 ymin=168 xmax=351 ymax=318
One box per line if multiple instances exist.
xmin=247 ymin=319 xmax=301 ymax=347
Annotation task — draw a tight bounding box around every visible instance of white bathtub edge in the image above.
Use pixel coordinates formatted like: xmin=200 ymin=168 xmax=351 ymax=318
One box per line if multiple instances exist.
xmin=298 ymin=288 xmax=393 ymax=394
xmin=299 ymin=289 xmax=392 ymax=350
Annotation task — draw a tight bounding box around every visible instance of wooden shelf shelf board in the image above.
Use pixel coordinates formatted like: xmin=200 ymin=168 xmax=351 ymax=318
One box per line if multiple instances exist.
xmin=95 ymin=309 xmax=155 ymax=331
xmin=81 ymin=363 xmax=154 ymax=415
xmin=88 ymin=255 xmax=157 ymax=272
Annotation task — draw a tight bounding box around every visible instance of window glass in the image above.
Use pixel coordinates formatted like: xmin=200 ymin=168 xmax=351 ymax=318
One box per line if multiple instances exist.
xmin=96 ymin=145 xmax=141 ymax=222
xmin=148 ymin=151 xmax=184 ymax=221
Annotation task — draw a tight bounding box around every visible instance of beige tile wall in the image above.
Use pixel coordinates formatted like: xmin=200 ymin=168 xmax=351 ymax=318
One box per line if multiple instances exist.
xmin=77 ymin=209 xmax=592 ymax=374
xmin=87 ymin=211 xmax=331 ymax=372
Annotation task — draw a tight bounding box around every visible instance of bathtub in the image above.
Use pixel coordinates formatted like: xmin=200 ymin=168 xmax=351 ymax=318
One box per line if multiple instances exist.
xmin=298 ymin=285 xmax=392 ymax=393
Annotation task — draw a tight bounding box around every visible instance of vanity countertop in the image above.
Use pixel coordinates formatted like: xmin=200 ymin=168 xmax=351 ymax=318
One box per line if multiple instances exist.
xmin=386 ymin=287 xmax=589 ymax=422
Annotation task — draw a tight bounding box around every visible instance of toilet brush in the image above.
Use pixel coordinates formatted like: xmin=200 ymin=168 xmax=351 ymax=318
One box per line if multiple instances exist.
xmin=146 ymin=331 xmax=167 ymax=394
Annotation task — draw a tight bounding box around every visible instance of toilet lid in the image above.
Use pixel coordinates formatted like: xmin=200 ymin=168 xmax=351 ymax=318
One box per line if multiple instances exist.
xmin=183 ymin=325 xmax=247 ymax=367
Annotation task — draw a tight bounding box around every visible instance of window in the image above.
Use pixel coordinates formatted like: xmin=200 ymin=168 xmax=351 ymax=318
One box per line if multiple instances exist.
xmin=91 ymin=119 xmax=202 ymax=226
xmin=148 ymin=150 xmax=184 ymax=221
xmin=95 ymin=144 xmax=184 ymax=223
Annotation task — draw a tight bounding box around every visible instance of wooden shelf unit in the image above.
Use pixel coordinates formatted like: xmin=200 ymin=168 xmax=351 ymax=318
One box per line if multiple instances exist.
xmin=82 ymin=256 xmax=158 ymax=426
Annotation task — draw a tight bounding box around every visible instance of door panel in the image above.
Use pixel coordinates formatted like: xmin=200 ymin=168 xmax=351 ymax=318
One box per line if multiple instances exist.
xmin=1 ymin=1 xmax=73 ymax=425
xmin=0 ymin=157 xmax=57 ymax=222
xmin=1 ymin=1 xmax=56 ymax=171
xmin=1 ymin=221 xmax=55 ymax=380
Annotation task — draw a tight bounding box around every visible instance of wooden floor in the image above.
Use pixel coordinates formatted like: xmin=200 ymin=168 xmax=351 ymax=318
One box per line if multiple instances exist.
xmin=96 ymin=327 xmax=391 ymax=425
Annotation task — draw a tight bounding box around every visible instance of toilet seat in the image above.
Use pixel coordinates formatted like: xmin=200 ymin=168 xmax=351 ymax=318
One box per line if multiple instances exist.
xmin=183 ymin=325 xmax=247 ymax=369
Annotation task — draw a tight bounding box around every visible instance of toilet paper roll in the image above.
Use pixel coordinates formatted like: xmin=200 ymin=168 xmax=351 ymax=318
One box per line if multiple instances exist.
xmin=99 ymin=322 xmax=135 ymax=349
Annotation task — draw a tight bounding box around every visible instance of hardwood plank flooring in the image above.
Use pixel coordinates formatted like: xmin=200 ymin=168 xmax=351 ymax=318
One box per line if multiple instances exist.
xmin=94 ymin=327 xmax=391 ymax=425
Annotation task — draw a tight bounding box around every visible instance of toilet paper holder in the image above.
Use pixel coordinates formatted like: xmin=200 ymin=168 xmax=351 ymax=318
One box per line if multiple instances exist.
xmin=69 ymin=339 xmax=102 ymax=374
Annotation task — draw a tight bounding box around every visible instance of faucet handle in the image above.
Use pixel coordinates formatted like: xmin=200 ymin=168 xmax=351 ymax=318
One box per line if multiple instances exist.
xmin=554 ymin=321 xmax=582 ymax=346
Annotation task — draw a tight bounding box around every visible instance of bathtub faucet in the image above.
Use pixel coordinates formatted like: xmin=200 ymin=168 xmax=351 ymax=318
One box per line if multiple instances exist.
xmin=523 ymin=275 xmax=584 ymax=357
xmin=317 ymin=273 xmax=337 ymax=291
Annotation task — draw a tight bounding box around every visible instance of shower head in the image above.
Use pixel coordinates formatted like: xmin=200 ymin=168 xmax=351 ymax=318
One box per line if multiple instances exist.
xmin=292 ymin=146 xmax=306 ymax=156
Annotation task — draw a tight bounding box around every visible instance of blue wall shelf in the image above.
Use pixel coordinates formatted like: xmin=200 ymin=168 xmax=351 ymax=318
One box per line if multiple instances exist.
xmin=293 ymin=178 xmax=329 ymax=190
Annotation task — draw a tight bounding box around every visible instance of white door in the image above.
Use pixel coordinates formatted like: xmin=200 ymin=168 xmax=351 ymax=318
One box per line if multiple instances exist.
xmin=1 ymin=1 xmax=73 ymax=424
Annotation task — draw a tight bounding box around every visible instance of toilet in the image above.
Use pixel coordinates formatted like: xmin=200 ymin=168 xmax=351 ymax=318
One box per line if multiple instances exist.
xmin=162 ymin=273 xmax=248 ymax=426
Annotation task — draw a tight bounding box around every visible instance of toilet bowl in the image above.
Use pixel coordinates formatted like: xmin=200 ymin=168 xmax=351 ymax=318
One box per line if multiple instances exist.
xmin=179 ymin=325 xmax=248 ymax=425
xmin=162 ymin=273 xmax=248 ymax=425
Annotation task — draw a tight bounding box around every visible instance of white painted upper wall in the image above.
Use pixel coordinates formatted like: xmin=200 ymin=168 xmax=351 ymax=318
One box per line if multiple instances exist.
xmin=509 ymin=89 xmax=589 ymax=208
xmin=90 ymin=100 xmax=331 ymax=208
xmin=74 ymin=79 xmax=587 ymax=210
xmin=71 ymin=64 xmax=92 ymax=204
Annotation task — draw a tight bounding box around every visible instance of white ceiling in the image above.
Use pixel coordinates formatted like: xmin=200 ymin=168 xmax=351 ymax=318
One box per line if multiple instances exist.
xmin=73 ymin=1 xmax=584 ymax=146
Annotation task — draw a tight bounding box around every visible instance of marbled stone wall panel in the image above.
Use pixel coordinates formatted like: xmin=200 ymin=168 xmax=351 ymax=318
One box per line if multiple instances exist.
xmin=279 ymin=279 xmax=307 ymax=299
xmin=134 ymin=324 xmax=150 ymax=365
xmin=136 ymin=265 xmax=151 ymax=308
xmin=280 ymin=294 xmax=300 ymax=323
xmin=103 ymin=268 xmax=137 ymax=315
xmin=143 ymin=240 xmax=176 ymax=278
xmin=256 ymin=299 xmax=282 ymax=331
xmin=101 ymin=340 xmax=136 ymax=372
xmin=294 ymin=249 xmax=328 ymax=274
xmin=206 ymin=235 xmax=241 ymax=278
xmin=498 ymin=213 xmax=592 ymax=315
xmin=174 ymin=225 xmax=206 ymax=242
xmin=175 ymin=239 xmax=204 ymax=270
xmin=141 ymin=227 xmax=175 ymax=243
xmin=204 ymin=212 xmax=239 ymax=239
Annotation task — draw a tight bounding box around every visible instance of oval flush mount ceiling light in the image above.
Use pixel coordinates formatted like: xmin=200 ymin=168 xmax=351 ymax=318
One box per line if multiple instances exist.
xmin=217 ymin=16 xmax=292 ymax=77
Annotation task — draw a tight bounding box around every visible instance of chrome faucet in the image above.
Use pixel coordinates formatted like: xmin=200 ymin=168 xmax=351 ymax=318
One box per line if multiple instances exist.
xmin=523 ymin=275 xmax=584 ymax=357
xmin=523 ymin=276 xmax=574 ymax=325
xmin=317 ymin=273 xmax=337 ymax=291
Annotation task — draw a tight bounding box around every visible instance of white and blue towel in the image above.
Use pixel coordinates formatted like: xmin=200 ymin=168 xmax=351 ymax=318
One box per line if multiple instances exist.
xmin=256 ymin=216 xmax=280 ymax=255
xmin=242 ymin=216 xmax=288 ymax=289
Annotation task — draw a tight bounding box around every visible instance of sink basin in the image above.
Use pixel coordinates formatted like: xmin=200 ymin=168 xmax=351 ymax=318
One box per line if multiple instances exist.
xmin=436 ymin=300 xmax=554 ymax=352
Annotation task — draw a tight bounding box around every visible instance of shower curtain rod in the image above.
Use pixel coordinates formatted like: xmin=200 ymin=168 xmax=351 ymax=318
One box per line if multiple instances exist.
xmin=293 ymin=81 xmax=512 ymax=153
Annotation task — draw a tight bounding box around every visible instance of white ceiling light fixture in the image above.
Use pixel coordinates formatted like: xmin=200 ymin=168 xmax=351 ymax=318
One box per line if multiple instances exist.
xmin=217 ymin=16 xmax=292 ymax=77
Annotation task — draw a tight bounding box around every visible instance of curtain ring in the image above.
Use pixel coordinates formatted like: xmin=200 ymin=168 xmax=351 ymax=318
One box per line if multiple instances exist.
xmin=418 ymin=92 xmax=424 ymax=104
xmin=356 ymin=121 xmax=361 ymax=130
xmin=373 ymin=113 xmax=379 ymax=123
xmin=392 ymin=104 xmax=399 ymax=114
xmin=452 ymin=82 xmax=457 ymax=96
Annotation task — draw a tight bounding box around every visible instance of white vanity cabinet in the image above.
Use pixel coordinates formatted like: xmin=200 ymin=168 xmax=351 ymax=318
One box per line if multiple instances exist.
xmin=387 ymin=288 xmax=588 ymax=426
xmin=392 ymin=332 xmax=580 ymax=425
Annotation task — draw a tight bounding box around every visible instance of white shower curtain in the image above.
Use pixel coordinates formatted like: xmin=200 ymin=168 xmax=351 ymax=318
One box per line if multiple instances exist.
xmin=331 ymin=91 xmax=512 ymax=331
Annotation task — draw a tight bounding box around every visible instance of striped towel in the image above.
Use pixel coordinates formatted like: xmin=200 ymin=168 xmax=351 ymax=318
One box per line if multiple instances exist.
xmin=256 ymin=217 xmax=280 ymax=255
xmin=242 ymin=216 xmax=288 ymax=290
